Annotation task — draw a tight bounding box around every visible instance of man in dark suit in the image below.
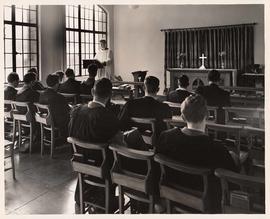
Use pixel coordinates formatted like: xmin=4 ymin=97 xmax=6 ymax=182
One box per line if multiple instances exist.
xmin=39 ymin=74 xmax=70 ymax=138
xmin=4 ymin=72 xmax=19 ymax=101
xmin=196 ymin=70 xmax=231 ymax=124
xmin=80 ymin=64 xmax=97 ymax=95
xmin=58 ymin=68 xmax=81 ymax=94
xmin=119 ymin=76 xmax=172 ymax=137
xmin=167 ymin=74 xmax=192 ymax=103
xmin=157 ymin=94 xmax=238 ymax=212
xmin=27 ymin=68 xmax=45 ymax=91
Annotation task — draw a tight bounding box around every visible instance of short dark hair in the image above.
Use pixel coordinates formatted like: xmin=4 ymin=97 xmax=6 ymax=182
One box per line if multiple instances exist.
xmin=181 ymin=94 xmax=207 ymax=123
xmin=178 ymin=75 xmax=189 ymax=88
xmin=46 ymin=74 xmax=59 ymax=87
xmin=23 ymin=72 xmax=36 ymax=84
xmin=88 ymin=64 xmax=98 ymax=78
xmin=65 ymin=68 xmax=75 ymax=78
xmin=208 ymin=70 xmax=220 ymax=82
xmin=94 ymin=78 xmax=112 ymax=99
xmin=144 ymin=76 xmax=159 ymax=94
xmin=27 ymin=68 xmax=38 ymax=74
xmin=7 ymin=72 xmax=19 ymax=83
xmin=55 ymin=71 xmax=64 ymax=81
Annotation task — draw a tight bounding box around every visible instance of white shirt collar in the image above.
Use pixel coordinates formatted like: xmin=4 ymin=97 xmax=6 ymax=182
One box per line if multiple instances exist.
xmin=92 ymin=100 xmax=106 ymax=108
xmin=176 ymin=87 xmax=187 ymax=91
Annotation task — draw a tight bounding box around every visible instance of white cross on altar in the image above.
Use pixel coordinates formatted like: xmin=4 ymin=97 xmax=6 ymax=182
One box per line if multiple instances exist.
xmin=199 ymin=53 xmax=207 ymax=69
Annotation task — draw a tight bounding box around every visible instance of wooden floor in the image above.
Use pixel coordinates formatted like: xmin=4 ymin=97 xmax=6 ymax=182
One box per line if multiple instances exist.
xmin=5 ymin=146 xmax=78 ymax=214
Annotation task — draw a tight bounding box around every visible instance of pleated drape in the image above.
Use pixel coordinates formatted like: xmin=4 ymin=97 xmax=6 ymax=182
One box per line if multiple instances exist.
xmin=164 ymin=24 xmax=254 ymax=72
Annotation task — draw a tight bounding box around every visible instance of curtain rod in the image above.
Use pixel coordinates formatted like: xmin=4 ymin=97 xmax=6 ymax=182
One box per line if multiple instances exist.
xmin=160 ymin=23 xmax=257 ymax=32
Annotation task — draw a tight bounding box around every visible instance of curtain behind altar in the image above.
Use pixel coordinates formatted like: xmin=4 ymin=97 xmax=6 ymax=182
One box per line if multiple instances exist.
xmin=164 ymin=24 xmax=254 ymax=73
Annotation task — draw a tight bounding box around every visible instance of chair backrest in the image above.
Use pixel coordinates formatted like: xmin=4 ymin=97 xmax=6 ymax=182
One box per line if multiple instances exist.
xmin=154 ymin=154 xmax=212 ymax=212
xmin=206 ymin=123 xmax=242 ymax=156
xmin=207 ymin=106 xmax=219 ymax=123
xmin=130 ymin=117 xmax=157 ymax=146
xmin=164 ymin=116 xmax=186 ymax=129
xmin=163 ymin=101 xmax=181 ymax=116
xmin=109 ymin=144 xmax=155 ymax=194
xmin=67 ymin=137 xmax=109 ymax=179
xmin=215 ymin=168 xmax=265 ymax=213
xmin=4 ymin=100 xmax=14 ymax=119
xmin=60 ymin=92 xmax=78 ymax=105
xmin=34 ymin=103 xmax=54 ymax=126
xmin=223 ymin=106 xmax=264 ymax=128
xmin=12 ymin=101 xmax=33 ymax=122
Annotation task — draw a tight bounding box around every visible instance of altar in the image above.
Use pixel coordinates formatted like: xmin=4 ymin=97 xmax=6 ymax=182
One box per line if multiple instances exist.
xmin=166 ymin=68 xmax=238 ymax=91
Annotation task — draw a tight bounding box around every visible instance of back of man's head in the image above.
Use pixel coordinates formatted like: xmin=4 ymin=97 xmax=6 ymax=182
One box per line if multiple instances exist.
xmin=55 ymin=71 xmax=64 ymax=81
xmin=7 ymin=72 xmax=19 ymax=84
xmin=144 ymin=76 xmax=159 ymax=94
xmin=88 ymin=64 xmax=98 ymax=78
xmin=27 ymin=68 xmax=38 ymax=74
xmin=46 ymin=74 xmax=59 ymax=88
xmin=178 ymin=75 xmax=189 ymax=88
xmin=93 ymin=78 xmax=112 ymax=99
xmin=23 ymin=72 xmax=36 ymax=84
xmin=65 ymin=68 xmax=75 ymax=78
xmin=208 ymin=70 xmax=220 ymax=82
xmin=181 ymin=94 xmax=207 ymax=123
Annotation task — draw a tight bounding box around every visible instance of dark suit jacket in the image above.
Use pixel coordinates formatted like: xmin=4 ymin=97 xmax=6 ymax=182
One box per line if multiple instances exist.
xmin=39 ymin=88 xmax=70 ymax=134
xmin=196 ymin=83 xmax=231 ymax=107
xmin=32 ymin=81 xmax=45 ymax=91
xmin=80 ymin=78 xmax=95 ymax=95
xmin=167 ymin=89 xmax=192 ymax=103
xmin=58 ymin=78 xmax=81 ymax=94
xmin=119 ymin=96 xmax=172 ymax=136
xmin=157 ymin=127 xmax=238 ymax=212
xmin=4 ymin=86 xmax=17 ymax=100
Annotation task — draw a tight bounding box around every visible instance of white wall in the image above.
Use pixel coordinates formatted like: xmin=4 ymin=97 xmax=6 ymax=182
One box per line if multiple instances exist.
xmin=113 ymin=5 xmax=264 ymax=93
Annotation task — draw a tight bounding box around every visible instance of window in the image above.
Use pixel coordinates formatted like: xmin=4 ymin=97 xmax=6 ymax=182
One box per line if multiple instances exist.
xmin=66 ymin=5 xmax=107 ymax=76
xmin=3 ymin=5 xmax=39 ymax=82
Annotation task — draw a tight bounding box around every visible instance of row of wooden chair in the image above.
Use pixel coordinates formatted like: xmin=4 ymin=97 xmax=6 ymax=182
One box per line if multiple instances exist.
xmin=4 ymin=100 xmax=65 ymax=158
xmin=68 ymin=137 xmax=265 ymax=214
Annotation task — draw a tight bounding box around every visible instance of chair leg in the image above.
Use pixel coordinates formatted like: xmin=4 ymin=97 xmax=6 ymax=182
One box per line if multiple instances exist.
xmin=18 ymin=121 xmax=22 ymax=150
xmin=105 ymin=180 xmax=110 ymax=214
xmin=11 ymin=120 xmax=16 ymax=179
xmin=50 ymin=128 xmax=54 ymax=158
xmin=29 ymin=123 xmax=33 ymax=154
xmin=149 ymin=195 xmax=154 ymax=213
xmin=78 ymin=174 xmax=85 ymax=214
xmin=118 ymin=185 xmax=124 ymax=214
xmin=166 ymin=199 xmax=171 ymax=213
xmin=40 ymin=124 xmax=44 ymax=156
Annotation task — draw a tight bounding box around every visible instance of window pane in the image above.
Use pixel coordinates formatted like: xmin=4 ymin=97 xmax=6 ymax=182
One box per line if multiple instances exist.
xmin=16 ymin=68 xmax=23 ymax=80
xmin=4 ymin=24 xmax=12 ymax=39
xmin=16 ymin=40 xmax=23 ymax=53
xmin=16 ymin=26 xmax=22 ymax=39
xmin=75 ymin=55 xmax=79 ymax=65
xmin=24 ymin=55 xmax=30 ymax=66
xmin=30 ymin=54 xmax=37 ymax=66
xmin=75 ymin=43 xmax=79 ymax=53
xmin=66 ymin=15 xmax=69 ymax=28
xmin=69 ymin=17 xmax=73 ymax=28
xmin=23 ymin=26 xmax=30 ymax=39
xmin=69 ymin=6 xmax=74 ymax=17
xmin=5 ymin=39 xmax=12 ymax=53
xmin=23 ymin=9 xmax=30 ymax=23
xmin=70 ymin=43 xmax=74 ymax=53
xmin=74 ymin=32 xmax=78 ymax=42
xmin=4 ymin=6 xmax=12 ymax=21
xmin=30 ymin=5 xmax=36 ymax=10
xmin=30 ymin=40 xmax=37 ymax=53
xmin=5 ymin=54 xmax=13 ymax=68
xmin=16 ymin=55 xmax=23 ymax=67
xmin=29 ymin=10 xmax=36 ymax=24
xmin=74 ymin=18 xmax=78 ymax=28
xmin=30 ymin=27 xmax=37 ymax=39
xmin=15 ymin=8 xmax=23 ymax=22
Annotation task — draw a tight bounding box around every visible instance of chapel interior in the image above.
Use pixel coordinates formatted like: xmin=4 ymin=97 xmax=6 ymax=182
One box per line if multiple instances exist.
xmin=3 ymin=4 xmax=266 ymax=215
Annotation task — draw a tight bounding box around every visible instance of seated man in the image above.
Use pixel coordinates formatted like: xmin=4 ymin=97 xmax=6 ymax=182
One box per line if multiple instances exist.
xmin=27 ymin=68 xmax=45 ymax=91
xmin=39 ymin=74 xmax=70 ymax=138
xmin=119 ymin=76 xmax=172 ymax=138
xmin=5 ymin=72 xmax=19 ymax=101
xmin=69 ymin=78 xmax=120 ymax=212
xmin=58 ymin=68 xmax=81 ymax=94
xmin=54 ymin=70 xmax=65 ymax=83
xmin=156 ymin=94 xmax=238 ymax=212
xmin=167 ymin=74 xmax=192 ymax=103
xmin=80 ymin=64 xmax=98 ymax=95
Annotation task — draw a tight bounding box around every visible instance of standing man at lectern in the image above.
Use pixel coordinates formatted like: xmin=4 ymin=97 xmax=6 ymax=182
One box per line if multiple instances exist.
xmin=94 ymin=39 xmax=113 ymax=80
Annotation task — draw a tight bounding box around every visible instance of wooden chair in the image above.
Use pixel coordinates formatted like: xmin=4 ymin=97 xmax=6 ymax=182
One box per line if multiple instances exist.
xmin=223 ymin=106 xmax=264 ymax=128
xmin=34 ymin=103 xmax=63 ymax=158
xmin=242 ymin=126 xmax=264 ymax=176
xmin=4 ymin=139 xmax=16 ymax=180
xmin=163 ymin=101 xmax=181 ymax=116
xmin=12 ymin=101 xmax=35 ymax=154
xmin=130 ymin=117 xmax=157 ymax=147
xmin=79 ymin=94 xmax=93 ymax=104
xmin=229 ymin=94 xmax=264 ymax=108
xmin=207 ymin=106 xmax=218 ymax=123
xmin=59 ymin=92 xmax=78 ymax=105
xmin=109 ymin=144 xmax=155 ymax=213
xmin=154 ymin=154 xmax=212 ymax=213
xmin=68 ymin=137 xmax=114 ymax=214
xmin=215 ymin=168 xmax=265 ymax=213
xmin=164 ymin=116 xmax=186 ymax=129
xmin=4 ymin=100 xmax=15 ymax=141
